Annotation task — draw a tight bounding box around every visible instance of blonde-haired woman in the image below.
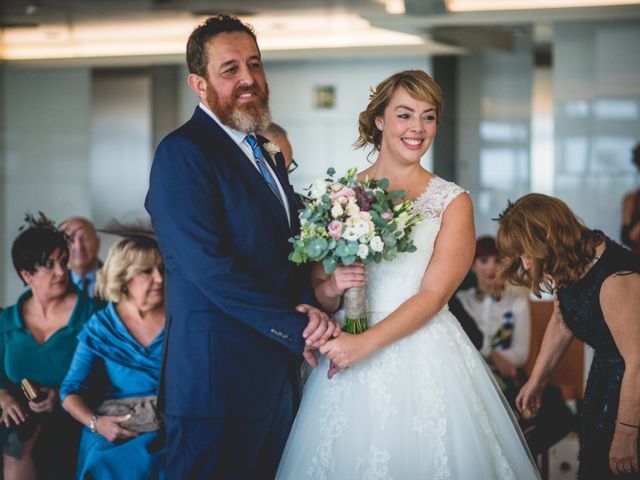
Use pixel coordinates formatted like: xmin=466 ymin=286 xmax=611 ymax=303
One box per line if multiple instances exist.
xmin=276 ymin=70 xmax=539 ymax=479
xmin=61 ymin=235 xmax=166 ymax=479
xmin=496 ymin=193 xmax=640 ymax=479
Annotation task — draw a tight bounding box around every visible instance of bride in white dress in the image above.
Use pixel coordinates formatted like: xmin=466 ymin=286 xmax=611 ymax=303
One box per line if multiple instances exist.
xmin=276 ymin=70 xmax=540 ymax=480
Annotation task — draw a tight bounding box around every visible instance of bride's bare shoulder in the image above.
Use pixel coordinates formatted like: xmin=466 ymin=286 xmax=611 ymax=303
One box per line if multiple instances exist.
xmin=357 ymin=166 xmax=375 ymax=182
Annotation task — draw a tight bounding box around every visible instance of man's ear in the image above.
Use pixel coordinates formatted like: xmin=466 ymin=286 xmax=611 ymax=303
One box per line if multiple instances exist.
xmin=187 ymin=73 xmax=207 ymax=99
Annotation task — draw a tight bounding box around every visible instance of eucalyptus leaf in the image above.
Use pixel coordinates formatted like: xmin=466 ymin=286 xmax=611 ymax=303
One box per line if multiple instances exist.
xmin=335 ymin=240 xmax=349 ymax=257
xmin=322 ymin=256 xmax=338 ymax=274
xmin=346 ymin=242 xmax=360 ymax=256
xmin=382 ymin=233 xmax=396 ymax=247
xmin=342 ymin=255 xmax=357 ymax=265
xmin=383 ymin=247 xmax=398 ymax=261
xmin=307 ymin=238 xmax=328 ymax=259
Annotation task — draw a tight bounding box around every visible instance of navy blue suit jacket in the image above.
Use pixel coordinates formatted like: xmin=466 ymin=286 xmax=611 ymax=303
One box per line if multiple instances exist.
xmin=145 ymin=107 xmax=309 ymax=419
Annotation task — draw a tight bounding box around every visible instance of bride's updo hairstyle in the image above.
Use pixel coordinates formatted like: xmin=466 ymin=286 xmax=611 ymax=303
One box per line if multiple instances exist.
xmin=495 ymin=193 xmax=604 ymax=296
xmin=355 ymin=69 xmax=443 ymax=155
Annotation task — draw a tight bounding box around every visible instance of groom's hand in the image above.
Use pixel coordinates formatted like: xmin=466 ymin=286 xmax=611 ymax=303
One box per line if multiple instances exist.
xmin=296 ymin=304 xmax=341 ymax=350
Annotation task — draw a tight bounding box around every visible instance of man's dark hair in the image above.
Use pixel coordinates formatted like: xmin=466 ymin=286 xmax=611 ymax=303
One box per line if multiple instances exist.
xmin=12 ymin=214 xmax=69 ymax=285
xmin=186 ymin=15 xmax=258 ymax=77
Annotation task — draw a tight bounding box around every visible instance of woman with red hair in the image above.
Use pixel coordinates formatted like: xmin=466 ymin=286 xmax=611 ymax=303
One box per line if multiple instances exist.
xmin=496 ymin=193 xmax=640 ymax=479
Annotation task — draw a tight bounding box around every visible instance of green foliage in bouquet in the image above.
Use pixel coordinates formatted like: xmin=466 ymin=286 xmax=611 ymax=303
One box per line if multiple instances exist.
xmin=289 ymin=167 xmax=422 ymax=274
xmin=288 ymin=167 xmax=423 ymax=334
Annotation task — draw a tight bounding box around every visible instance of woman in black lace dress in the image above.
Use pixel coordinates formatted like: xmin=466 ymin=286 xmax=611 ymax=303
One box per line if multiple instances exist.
xmin=495 ymin=193 xmax=640 ymax=479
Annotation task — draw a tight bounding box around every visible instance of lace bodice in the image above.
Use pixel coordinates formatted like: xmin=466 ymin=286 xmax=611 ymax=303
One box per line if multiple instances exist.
xmin=366 ymin=176 xmax=466 ymax=317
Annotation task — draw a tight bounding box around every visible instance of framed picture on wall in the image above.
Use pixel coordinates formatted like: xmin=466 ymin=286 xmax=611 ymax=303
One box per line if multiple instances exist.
xmin=314 ymin=85 xmax=336 ymax=109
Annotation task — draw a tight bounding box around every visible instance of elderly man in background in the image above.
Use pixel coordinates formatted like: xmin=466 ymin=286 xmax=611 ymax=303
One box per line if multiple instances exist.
xmin=60 ymin=217 xmax=101 ymax=298
xmin=260 ymin=122 xmax=296 ymax=173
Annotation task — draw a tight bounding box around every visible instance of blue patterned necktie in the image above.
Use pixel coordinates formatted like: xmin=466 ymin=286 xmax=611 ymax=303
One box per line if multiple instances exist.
xmin=245 ymin=135 xmax=286 ymax=209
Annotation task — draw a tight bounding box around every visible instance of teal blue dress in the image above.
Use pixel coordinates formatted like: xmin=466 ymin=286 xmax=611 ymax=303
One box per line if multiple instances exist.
xmin=0 ymin=289 xmax=100 ymax=479
xmin=60 ymin=302 xmax=165 ymax=479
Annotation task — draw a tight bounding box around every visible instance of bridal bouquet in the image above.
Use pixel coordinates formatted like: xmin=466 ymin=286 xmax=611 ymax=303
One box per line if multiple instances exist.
xmin=289 ymin=167 xmax=423 ymax=334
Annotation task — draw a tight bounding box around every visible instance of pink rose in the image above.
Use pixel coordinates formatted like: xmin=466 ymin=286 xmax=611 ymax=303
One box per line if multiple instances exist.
xmin=330 ymin=187 xmax=356 ymax=201
xmin=328 ymin=221 xmax=343 ymax=239
xmin=381 ymin=211 xmax=393 ymax=221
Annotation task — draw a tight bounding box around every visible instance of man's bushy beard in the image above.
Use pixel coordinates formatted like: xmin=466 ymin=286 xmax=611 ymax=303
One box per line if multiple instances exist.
xmin=207 ymin=82 xmax=271 ymax=133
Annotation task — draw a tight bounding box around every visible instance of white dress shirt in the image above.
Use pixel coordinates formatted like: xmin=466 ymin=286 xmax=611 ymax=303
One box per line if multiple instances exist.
xmin=456 ymin=287 xmax=531 ymax=367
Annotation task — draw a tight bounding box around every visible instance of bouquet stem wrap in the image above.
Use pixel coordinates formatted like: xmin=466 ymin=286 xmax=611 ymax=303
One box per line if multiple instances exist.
xmin=343 ymin=285 xmax=368 ymax=334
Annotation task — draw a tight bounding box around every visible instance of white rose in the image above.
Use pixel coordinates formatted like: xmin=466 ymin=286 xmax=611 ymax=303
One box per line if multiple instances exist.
xmin=370 ymin=236 xmax=384 ymax=252
xmin=354 ymin=219 xmax=370 ymax=236
xmin=346 ymin=204 xmax=360 ymax=217
xmin=309 ymin=179 xmax=327 ymax=200
xmin=331 ymin=204 xmax=344 ymax=218
xmin=263 ymin=142 xmax=281 ymax=156
xmin=357 ymin=243 xmax=369 ymax=259
xmin=342 ymin=227 xmax=360 ymax=241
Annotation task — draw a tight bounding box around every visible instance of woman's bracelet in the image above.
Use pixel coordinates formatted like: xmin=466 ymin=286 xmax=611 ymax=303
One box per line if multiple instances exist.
xmin=88 ymin=414 xmax=100 ymax=433
xmin=617 ymin=419 xmax=640 ymax=429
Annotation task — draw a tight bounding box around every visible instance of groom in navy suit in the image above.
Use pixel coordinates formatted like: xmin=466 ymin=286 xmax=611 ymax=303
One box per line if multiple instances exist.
xmin=145 ymin=15 xmax=340 ymax=479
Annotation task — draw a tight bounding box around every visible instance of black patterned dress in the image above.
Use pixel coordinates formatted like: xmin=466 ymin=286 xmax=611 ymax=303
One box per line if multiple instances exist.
xmin=557 ymin=239 xmax=640 ymax=480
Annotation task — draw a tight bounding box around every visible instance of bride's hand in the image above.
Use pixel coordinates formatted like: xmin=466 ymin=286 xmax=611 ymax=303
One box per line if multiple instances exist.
xmin=327 ymin=361 xmax=344 ymax=379
xmin=326 ymin=264 xmax=366 ymax=298
xmin=320 ymin=332 xmax=373 ymax=377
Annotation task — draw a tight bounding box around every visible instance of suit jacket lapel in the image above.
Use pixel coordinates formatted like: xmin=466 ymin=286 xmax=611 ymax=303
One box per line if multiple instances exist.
xmin=256 ymin=135 xmax=300 ymax=234
xmin=193 ymin=110 xmax=290 ymax=234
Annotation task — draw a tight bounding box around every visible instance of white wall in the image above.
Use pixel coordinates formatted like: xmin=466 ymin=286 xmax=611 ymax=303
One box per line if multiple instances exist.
xmin=2 ymin=68 xmax=91 ymax=304
xmin=89 ymin=71 xmax=152 ymax=228
xmin=456 ymin=48 xmax=534 ymax=236
xmin=553 ymin=21 xmax=640 ymax=240
xmin=265 ymin=56 xmax=432 ymax=192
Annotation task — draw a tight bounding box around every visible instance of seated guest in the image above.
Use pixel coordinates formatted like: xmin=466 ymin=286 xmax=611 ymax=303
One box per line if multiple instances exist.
xmin=61 ymin=235 xmax=165 ymax=479
xmin=0 ymin=212 xmax=101 ymax=480
xmin=456 ymin=236 xmax=531 ymax=380
xmin=455 ymin=235 xmax=574 ymax=455
xmin=60 ymin=217 xmax=102 ymax=298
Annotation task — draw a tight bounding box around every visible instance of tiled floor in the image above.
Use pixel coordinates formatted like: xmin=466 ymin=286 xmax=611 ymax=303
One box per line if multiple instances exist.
xmin=542 ymin=433 xmax=580 ymax=480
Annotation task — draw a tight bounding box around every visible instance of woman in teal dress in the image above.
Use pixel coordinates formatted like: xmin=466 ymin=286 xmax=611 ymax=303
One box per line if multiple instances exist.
xmin=61 ymin=235 xmax=166 ymax=479
xmin=0 ymin=213 xmax=101 ymax=480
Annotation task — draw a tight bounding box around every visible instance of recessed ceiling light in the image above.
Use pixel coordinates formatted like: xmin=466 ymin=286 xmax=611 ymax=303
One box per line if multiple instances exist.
xmin=446 ymin=0 xmax=640 ymax=11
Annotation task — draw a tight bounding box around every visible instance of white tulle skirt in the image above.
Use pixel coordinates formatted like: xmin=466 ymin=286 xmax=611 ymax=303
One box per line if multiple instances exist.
xmin=276 ymin=310 xmax=540 ymax=480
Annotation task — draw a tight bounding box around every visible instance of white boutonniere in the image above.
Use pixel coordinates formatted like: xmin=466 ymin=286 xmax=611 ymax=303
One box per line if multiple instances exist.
xmin=264 ymin=142 xmax=281 ymax=157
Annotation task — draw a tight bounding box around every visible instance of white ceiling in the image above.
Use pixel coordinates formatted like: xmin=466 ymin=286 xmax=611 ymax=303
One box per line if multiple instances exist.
xmin=1 ymin=0 xmax=639 ymax=64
